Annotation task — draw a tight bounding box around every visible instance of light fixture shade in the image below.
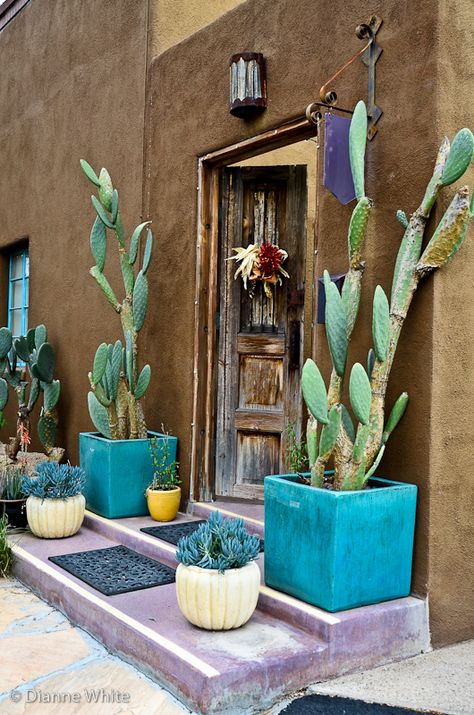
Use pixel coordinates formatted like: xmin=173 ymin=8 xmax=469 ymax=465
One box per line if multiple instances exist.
xmin=229 ymin=52 xmax=267 ymax=118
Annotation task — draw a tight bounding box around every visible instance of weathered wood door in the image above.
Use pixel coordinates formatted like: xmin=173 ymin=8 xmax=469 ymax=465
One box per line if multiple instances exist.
xmin=216 ymin=166 xmax=307 ymax=499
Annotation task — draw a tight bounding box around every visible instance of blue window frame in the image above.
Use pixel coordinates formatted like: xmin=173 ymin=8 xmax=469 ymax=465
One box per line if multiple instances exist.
xmin=7 ymin=248 xmax=29 ymax=342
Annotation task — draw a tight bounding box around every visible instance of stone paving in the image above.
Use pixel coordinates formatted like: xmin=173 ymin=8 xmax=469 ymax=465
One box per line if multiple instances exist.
xmin=0 ymin=578 xmax=192 ymax=714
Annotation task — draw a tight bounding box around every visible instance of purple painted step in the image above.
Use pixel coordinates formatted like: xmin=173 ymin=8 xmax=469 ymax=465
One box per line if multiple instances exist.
xmin=191 ymin=501 xmax=265 ymax=540
xmin=11 ymin=509 xmax=430 ymax=714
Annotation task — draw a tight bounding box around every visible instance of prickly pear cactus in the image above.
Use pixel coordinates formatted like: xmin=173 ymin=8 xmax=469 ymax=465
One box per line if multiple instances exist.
xmin=80 ymin=161 xmax=153 ymax=439
xmin=0 ymin=324 xmax=61 ymax=460
xmin=301 ymin=101 xmax=474 ymax=490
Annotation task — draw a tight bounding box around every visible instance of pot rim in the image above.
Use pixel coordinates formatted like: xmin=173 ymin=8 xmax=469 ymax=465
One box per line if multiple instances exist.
xmin=177 ymin=561 xmax=259 ymax=576
xmin=26 ymin=494 xmax=85 ymax=503
xmin=146 ymin=486 xmax=181 ymax=495
xmin=0 ymin=497 xmax=27 ymax=504
xmin=264 ymin=473 xmax=417 ymax=495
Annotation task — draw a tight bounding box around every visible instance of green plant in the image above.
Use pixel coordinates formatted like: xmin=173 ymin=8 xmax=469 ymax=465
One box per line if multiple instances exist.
xmin=285 ymin=422 xmax=309 ymax=474
xmin=22 ymin=462 xmax=85 ymax=500
xmin=0 ymin=324 xmax=60 ymax=459
xmin=302 ymin=101 xmax=473 ymax=491
xmin=0 ymin=467 xmax=26 ymax=500
xmin=0 ymin=514 xmax=13 ymax=577
xmin=147 ymin=433 xmax=180 ymax=491
xmin=80 ymin=160 xmax=153 ymax=440
xmin=176 ymin=511 xmax=260 ymax=573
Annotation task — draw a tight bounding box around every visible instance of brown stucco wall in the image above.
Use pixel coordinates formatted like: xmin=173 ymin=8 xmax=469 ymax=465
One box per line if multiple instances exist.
xmin=428 ymin=0 xmax=474 ymax=647
xmin=144 ymin=0 xmax=473 ymax=646
xmin=0 ymin=0 xmax=149 ymax=460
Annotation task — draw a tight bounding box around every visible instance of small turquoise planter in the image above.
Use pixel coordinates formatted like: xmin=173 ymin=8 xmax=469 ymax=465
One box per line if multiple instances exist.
xmin=264 ymin=474 xmax=417 ymax=612
xmin=79 ymin=431 xmax=178 ymax=519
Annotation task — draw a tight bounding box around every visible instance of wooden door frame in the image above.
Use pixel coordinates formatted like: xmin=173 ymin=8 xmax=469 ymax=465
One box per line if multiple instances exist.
xmin=190 ymin=115 xmax=318 ymax=503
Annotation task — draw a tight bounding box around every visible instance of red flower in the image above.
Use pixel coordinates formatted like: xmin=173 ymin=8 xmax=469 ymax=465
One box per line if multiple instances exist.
xmin=257 ymin=243 xmax=284 ymax=277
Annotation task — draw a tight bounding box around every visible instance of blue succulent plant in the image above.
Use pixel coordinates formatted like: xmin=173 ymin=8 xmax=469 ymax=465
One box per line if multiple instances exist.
xmin=22 ymin=462 xmax=85 ymax=500
xmin=176 ymin=511 xmax=260 ymax=573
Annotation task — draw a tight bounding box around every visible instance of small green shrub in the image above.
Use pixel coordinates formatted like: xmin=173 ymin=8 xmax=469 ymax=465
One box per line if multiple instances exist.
xmin=176 ymin=511 xmax=260 ymax=573
xmin=22 ymin=462 xmax=85 ymax=500
xmin=285 ymin=423 xmax=309 ymax=474
xmin=0 ymin=514 xmax=13 ymax=577
xmin=147 ymin=434 xmax=180 ymax=491
xmin=0 ymin=467 xmax=26 ymax=500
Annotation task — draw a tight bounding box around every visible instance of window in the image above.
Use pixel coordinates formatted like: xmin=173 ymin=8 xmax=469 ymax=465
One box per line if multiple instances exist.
xmin=8 ymin=248 xmax=29 ymax=341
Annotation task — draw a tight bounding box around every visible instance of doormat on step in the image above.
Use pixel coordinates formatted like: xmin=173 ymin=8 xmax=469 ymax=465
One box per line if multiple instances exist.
xmin=141 ymin=520 xmax=265 ymax=551
xmin=49 ymin=545 xmax=176 ymax=596
xmin=279 ymin=694 xmax=432 ymax=715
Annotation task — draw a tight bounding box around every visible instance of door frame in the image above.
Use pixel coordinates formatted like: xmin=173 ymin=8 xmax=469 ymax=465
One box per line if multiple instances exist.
xmin=190 ymin=114 xmax=318 ymax=502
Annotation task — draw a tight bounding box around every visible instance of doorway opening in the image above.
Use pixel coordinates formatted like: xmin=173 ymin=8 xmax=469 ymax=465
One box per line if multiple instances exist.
xmin=191 ymin=117 xmax=321 ymax=503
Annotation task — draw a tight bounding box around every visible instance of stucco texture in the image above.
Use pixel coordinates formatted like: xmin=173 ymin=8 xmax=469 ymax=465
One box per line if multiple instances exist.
xmin=144 ymin=0 xmax=473 ymax=647
xmin=0 ymin=0 xmax=148 ymax=460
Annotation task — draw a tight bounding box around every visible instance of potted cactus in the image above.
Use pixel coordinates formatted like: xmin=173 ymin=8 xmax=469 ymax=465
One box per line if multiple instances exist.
xmin=0 ymin=324 xmax=63 ymax=463
xmin=79 ymin=161 xmax=177 ymax=518
xmin=23 ymin=462 xmax=86 ymax=539
xmin=265 ymin=101 xmax=474 ymax=612
xmin=0 ymin=466 xmax=27 ymax=528
xmin=175 ymin=511 xmax=261 ymax=630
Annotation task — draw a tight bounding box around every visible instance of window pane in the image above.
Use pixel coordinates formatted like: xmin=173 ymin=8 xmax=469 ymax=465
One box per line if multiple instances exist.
xmin=24 ymin=278 xmax=29 ymax=308
xmin=10 ymin=309 xmax=22 ymax=338
xmin=10 ymin=280 xmax=23 ymax=309
xmin=10 ymin=255 xmax=23 ymax=279
xmin=25 ymin=254 xmax=29 ymax=278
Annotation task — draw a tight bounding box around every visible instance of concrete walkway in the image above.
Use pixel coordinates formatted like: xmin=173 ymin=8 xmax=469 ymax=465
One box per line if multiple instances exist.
xmin=1 ymin=576 xmax=473 ymax=715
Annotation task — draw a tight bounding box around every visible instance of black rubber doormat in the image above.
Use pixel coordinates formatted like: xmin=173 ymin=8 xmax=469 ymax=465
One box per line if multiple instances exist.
xmin=141 ymin=520 xmax=265 ymax=551
xmin=49 ymin=545 xmax=176 ymax=596
xmin=279 ymin=694 xmax=437 ymax=715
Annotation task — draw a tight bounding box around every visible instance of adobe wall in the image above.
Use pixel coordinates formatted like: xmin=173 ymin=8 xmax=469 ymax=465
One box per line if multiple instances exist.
xmin=0 ymin=0 xmax=148 ymax=459
xmin=144 ymin=0 xmax=472 ymax=645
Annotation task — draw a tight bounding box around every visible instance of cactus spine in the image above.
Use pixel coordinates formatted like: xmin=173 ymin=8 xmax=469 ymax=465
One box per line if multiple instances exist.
xmin=301 ymin=101 xmax=474 ymax=490
xmin=0 ymin=325 xmax=61 ymax=459
xmin=80 ymin=161 xmax=153 ymax=440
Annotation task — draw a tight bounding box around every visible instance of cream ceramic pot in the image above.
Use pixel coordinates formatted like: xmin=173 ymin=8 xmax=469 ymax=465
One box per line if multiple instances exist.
xmin=26 ymin=494 xmax=85 ymax=539
xmin=176 ymin=560 xmax=260 ymax=630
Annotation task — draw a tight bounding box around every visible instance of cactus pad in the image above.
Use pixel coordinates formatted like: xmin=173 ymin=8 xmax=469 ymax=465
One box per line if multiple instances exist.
xmin=349 ymin=363 xmax=371 ymax=426
xmin=301 ymin=358 xmax=328 ymax=424
xmin=38 ymin=414 xmax=57 ymax=451
xmin=348 ymin=197 xmax=371 ymax=267
xmin=90 ymin=217 xmax=107 ymax=272
xmin=349 ymin=100 xmax=368 ymax=200
xmin=383 ymin=392 xmax=409 ymax=443
xmin=133 ymin=270 xmax=148 ymax=332
xmin=324 ymin=272 xmax=348 ymax=378
xmin=306 ymin=417 xmax=318 ymax=464
xmin=0 ymin=378 xmax=8 ymax=410
xmin=80 ymin=159 xmax=101 ymax=187
xmin=36 ymin=343 xmax=56 ymax=383
xmin=396 ymin=210 xmax=409 ymax=229
xmin=135 ymin=364 xmax=151 ymax=400
xmin=319 ymin=405 xmax=342 ymax=460
xmin=88 ymin=392 xmax=112 ymax=439
xmin=441 ymin=128 xmax=474 ymax=186
xmin=0 ymin=328 xmax=12 ymax=359
xmin=92 ymin=343 xmax=109 ymax=385
xmin=44 ymin=380 xmax=61 ymax=412
xmin=92 ymin=195 xmax=114 ymax=229
xmin=142 ymin=229 xmax=153 ymax=275
xmin=372 ymin=285 xmax=390 ymax=362
xmin=98 ymin=168 xmax=113 ymax=211
xmin=129 ymin=222 xmax=151 ymax=265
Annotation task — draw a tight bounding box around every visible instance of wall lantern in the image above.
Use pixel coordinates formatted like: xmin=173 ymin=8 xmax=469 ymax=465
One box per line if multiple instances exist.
xmin=229 ymin=52 xmax=267 ymax=119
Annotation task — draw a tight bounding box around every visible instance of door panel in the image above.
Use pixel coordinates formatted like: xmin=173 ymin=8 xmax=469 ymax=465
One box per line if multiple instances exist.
xmin=216 ymin=166 xmax=307 ymax=499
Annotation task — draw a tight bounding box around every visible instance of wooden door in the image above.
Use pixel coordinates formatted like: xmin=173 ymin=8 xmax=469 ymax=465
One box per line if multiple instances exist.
xmin=215 ymin=166 xmax=307 ymax=499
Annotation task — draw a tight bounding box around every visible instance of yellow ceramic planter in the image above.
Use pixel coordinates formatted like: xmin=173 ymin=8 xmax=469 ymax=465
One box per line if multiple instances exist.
xmin=26 ymin=495 xmax=85 ymax=539
xmin=146 ymin=487 xmax=181 ymax=522
xmin=176 ymin=561 xmax=260 ymax=630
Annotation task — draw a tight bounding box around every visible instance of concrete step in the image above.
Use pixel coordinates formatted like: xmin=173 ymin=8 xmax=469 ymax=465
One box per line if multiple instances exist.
xmin=11 ymin=509 xmax=430 ymax=715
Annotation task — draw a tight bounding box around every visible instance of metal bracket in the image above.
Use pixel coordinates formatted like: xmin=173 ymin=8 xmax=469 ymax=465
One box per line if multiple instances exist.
xmin=318 ymin=15 xmax=383 ymax=140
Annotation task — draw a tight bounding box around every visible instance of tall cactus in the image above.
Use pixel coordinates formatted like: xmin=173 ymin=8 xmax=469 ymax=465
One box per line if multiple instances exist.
xmin=0 ymin=325 xmax=61 ymax=459
xmin=301 ymin=101 xmax=474 ymax=490
xmin=80 ymin=161 xmax=153 ymax=439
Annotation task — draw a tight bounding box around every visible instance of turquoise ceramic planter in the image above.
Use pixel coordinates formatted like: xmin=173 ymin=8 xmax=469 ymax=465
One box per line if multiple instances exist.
xmin=264 ymin=474 xmax=417 ymax=612
xmin=79 ymin=431 xmax=178 ymax=519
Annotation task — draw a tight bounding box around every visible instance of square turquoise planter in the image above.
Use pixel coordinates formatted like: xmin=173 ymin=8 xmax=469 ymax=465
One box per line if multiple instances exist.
xmin=264 ymin=474 xmax=417 ymax=612
xmin=79 ymin=431 xmax=178 ymax=519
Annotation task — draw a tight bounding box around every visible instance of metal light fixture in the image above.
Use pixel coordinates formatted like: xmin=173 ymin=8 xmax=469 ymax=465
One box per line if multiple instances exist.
xmin=229 ymin=52 xmax=266 ymax=119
